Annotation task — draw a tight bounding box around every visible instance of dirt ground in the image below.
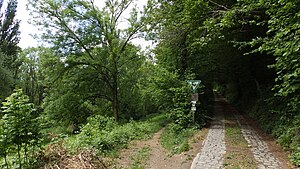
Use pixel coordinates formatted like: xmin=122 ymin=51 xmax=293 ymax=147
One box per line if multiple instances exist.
xmin=113 ymin=127 xmax=208 ymax=169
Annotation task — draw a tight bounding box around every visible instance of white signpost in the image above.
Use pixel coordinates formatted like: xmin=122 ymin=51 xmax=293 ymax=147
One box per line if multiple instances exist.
xmin=187 ymin=80 xmax=201 ymax=123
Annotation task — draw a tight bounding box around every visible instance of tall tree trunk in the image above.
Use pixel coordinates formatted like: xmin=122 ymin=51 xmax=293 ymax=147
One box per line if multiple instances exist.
xmin=38 ymin=85 xmax=44 ymax=106
xmin=112 ymin=73 xmax=119 ymax=122
xmin=30 ymin=66 xmax=35 ymax=103
xmin=112 ymin=50 xmax=119 ymax=122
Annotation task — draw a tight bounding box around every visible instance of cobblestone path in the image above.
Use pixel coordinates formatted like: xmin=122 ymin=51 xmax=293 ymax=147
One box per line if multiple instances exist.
xmin=233 ymin=114 xmax=282 ymax=169
xmin=190 ymin=98 xmax=226 ymax=169
xmin=190 ymin=95 xmax=284 ymax=169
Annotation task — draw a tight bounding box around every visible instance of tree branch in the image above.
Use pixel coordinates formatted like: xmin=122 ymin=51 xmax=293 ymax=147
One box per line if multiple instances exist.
xmin=66 ymin=60 xmax=114 ymax=90
xmin=208 ymin=0 xmax=229 ymax=10
xmin=114 ymin=0 xmax=133 ymax=24
xmin=120 ymin=22 xmax=145 ymax=53
xmin=50 ymin=9 xmax=96 ymax=61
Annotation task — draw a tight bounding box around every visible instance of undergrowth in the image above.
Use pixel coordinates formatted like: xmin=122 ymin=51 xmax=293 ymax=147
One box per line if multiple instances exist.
xmin=35 ymin=113 xmax=167 ymax=168
xmin=247 ymin=92 xmax=300 ymax=166
xmin=66 ymin=113 xmax=167 ymax=156
xmin=160 ymin=123 xmax=196 ymax=155
xmin=38 ymin=140 xmax=107 ymax=169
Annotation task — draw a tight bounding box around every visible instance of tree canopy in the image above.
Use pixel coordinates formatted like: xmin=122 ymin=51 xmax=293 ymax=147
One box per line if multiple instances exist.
xmin=28 ymin=0 xmax=153 ymax=122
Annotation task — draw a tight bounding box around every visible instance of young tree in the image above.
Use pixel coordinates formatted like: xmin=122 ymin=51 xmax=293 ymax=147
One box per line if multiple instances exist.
xmin=28 ymin=0 xmax=151 ymax=121
xmin=1 ymin=89 xmax=40 ymax=169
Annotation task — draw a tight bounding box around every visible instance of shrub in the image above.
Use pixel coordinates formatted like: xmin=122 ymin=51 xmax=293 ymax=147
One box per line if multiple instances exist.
xmin=0 ymin=89 xmax=41 ymax=169
xmin=168 ymin=85 xmax=193 ymax=128
xmin=66 ymin=114 xmax=167 ymax=156
xmin=248 ymin=93 xmax=300 ymax=166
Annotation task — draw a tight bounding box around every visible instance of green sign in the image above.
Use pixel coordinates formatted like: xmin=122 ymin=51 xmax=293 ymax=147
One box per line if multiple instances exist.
xmin=187 ymin=80 xmax=201 ymax=93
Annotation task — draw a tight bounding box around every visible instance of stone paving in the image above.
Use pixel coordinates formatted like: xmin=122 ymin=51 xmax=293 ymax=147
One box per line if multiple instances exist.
xmin=190 ymin=95 xmax=283 ymax=169
xmin=233 ymin=114 xmax=282 ymax=169
xmin=190 ymin=103 xmax=226 ymax=169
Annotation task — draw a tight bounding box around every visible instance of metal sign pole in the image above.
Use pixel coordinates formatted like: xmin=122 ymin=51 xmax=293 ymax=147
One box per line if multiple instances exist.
xmin=191 ymin=101 xmax=196 ymax=123
xmin=187 ymin=80 xmax=201 ymax=124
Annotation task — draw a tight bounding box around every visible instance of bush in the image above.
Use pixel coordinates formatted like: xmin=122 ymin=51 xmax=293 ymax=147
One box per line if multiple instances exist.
xmin=66 ymin=114 xmax=167 ymax=156
xmin=0 ymin=89 xmax=42 ymax=169
xmin=247 ymin=93 xmax=300 ymax=166
xmin=279 ymin=115 xmax=300 ymax=166
xmin=168 ymin=85 xmax=193 ymax=128
xmin=290 ymin=147 xmax=300 ymax=166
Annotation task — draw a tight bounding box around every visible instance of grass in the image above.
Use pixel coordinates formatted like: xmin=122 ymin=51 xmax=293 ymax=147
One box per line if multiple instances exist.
xmin=127 ymin=146 xmax=151 ymax=169
xmin=223 ymin=112 xmax=257 ymax=169
xmin=225 ymin=127 xmax=248 ymax=147
xmin=159 ymin=123 xmax=196 ymax=155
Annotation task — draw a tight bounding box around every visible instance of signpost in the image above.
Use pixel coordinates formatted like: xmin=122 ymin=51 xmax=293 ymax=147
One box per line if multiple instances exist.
xmin=191 ymin=93 xmax=199 ymax=102
xmin=187 ymin=80 xmax=201 ymax=123
xmin=187 ymin=80 xmax=201 ymax=93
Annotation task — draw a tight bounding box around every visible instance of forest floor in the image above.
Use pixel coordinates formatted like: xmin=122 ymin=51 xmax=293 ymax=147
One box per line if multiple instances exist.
xmin=110 ymin=95 xmax=297 ymax=169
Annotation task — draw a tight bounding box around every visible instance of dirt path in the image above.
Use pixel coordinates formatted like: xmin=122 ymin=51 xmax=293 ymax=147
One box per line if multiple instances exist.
xmin=114 ymin=127 xmax=208 ymax=169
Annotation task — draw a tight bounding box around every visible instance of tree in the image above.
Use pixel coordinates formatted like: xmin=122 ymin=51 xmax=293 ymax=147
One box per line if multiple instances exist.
xmin=158 ymin=0 xmax=300 ymax=165
xmin=0 ymin=52 xmax=13 ymax=102
xmin=0 ymin=0 xmax=20 ymax=101
xmin=257 ymin=0 xmax=300 ymax=112
xmin=18 ymin=48 xmax=45 ymax=106
xmin=149 ymin=0 xmax=199 ymax=76
xmin=28 ymin=0 xmax=151 ymax=122
xmin=1 ymin=89 xmax=41 ymax=169
xmin=0 ymin=0 xmax=21 ymax=79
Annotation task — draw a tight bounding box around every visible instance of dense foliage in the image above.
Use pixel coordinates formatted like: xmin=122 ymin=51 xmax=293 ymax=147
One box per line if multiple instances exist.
xmin=66 ymin=114 xmax=167 ymax=155
xmin=0 ymin=0 xmax=299 ymax=167
xmin=0 ymin=89 xmax=41 ymax=169
xmin=149 ymin=0 xmax=299 ymax=165
xmin=27 ymin=0 xmax=154 ymax=122
xmin=0 ymin=0 xmax=20 ymax=101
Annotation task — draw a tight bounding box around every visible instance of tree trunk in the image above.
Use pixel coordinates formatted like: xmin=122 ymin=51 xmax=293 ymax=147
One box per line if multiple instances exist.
xmin=4 ymin=151 xmax=8 ymax=169
xmin=24 ymin=143 xmax=28 ymax=167
xmin=30 ymin=66 xmax=35 ymax=103
xmin=38 ymin=85 xmax=44 ymax=106
xmin=17 ymin=144 xmax=22 ymax=169
xmin=112 ymin=72 xmax=119 ymax=122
